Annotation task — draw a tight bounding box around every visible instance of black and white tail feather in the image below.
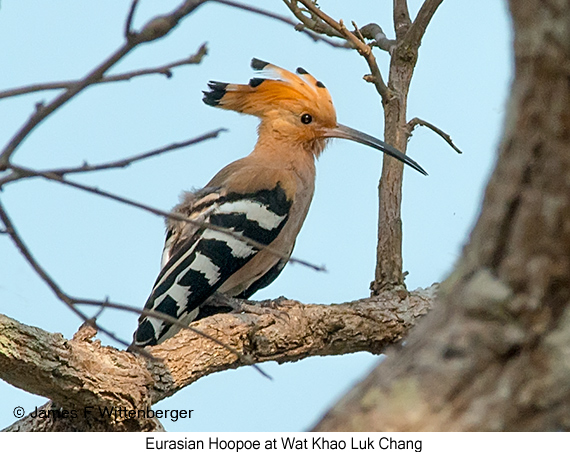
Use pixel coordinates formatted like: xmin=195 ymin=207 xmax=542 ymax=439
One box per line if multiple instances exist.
xmin=132 ymin=184 xmax=291 ymax=347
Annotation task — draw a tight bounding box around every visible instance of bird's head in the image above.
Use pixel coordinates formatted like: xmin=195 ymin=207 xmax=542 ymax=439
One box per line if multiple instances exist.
xmin=203 ymin=58 xmax=427 ymax=175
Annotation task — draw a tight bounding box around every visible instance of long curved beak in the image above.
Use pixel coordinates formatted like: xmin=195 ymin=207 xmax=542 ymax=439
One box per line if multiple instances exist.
xmin=324 ymin=124 xmax=428 ymax=176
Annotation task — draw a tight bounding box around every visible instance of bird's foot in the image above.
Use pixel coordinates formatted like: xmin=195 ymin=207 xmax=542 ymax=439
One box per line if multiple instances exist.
xmin=204 ymin=293 xmax=290 ymax=321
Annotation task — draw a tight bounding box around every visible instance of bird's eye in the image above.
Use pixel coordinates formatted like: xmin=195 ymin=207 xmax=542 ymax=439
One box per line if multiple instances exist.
xmin=301 ymin=113 xmax=313 ymax=124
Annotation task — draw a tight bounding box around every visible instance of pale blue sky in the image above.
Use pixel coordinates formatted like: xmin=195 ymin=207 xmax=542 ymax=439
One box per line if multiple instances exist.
xmin=0 ymin=1 xmax=512 ymax=431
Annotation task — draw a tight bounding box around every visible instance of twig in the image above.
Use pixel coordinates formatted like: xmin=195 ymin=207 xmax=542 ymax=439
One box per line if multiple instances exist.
xmin=407 ymin=117 xmax=463 ymax=154
xmin=0 ymin=200 xmax=133 ymax=350
xmin=213 ymin=0 xmax=347 ymax=48
xmin=0 ymin=44 xmax=208 ymax=100
xmin=125 ymin=0 xmax=140 ymax=39
xmin=0 ymin=128 xmax=226 ymax=187
xmin=351 ymin=21 xmax=366 ymax=44
xmin=0 ymin=44 xmax=132 ymax=170
xmin=294 ymin=0 xmax=390 ymax=100
xmin=8 ymin=164 xmax=326 ymax=273
xmin=90 ymin=297 xmax=112 ymax=323
xmin=53 ymin=127 xmax=225 ymax=173
xmin=283 ymin=0 xmax=345 ymax=40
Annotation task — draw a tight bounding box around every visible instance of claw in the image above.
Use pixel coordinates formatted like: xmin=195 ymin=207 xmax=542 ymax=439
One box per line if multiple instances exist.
xmin=199 ymin=293 xmax=289 ymax=322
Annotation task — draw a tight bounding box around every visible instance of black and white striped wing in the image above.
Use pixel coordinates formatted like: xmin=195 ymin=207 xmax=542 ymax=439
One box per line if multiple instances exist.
xmin=132 ymin=184 xmax=291 ymax=346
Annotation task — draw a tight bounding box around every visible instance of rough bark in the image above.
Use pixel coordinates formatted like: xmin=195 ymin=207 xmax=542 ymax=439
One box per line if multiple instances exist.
xmin=2 ymin=289 xmax=434 ymax=431
xmin=314 ymin=0 xmax=570 ymax=431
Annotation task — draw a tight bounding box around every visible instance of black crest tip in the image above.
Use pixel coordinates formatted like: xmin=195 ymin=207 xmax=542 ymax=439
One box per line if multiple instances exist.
xmin=251 ymin=58 xmax=269 ymax=70
xmin=248 ymin=78 xmax=265 ymax=88
xmin=202 ymin=81 xmax=228 ymax=106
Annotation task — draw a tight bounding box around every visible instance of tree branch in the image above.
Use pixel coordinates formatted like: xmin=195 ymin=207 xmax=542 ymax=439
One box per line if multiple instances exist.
xmin=0 ymin=0 xmax=207 ymax=170
xmin=0 ymin=201 xmax=133 ymax=350
xmin=0 ymin=128 xmax=226 ymax=187
xmin=0 ymin=44 xmax=208 ymax=100
xmin=393 ymin=0 xmax=412 ymax=40
xmin=283 ymin=0 xmax=345 ymax=40
xmin=290 ymin=0 xmax=390 ymax=100
xmin=74 ymin=298 xmax=272 ymax=379
xmin=371 ymin=0 xmax=445 ymax=291
xmin=400 ymin=0 xmax=444 ymax=50
xmin=213 ymin=0 xmax=347 ymax=48
xmin=8 ymin=164 xmax=325 ymax=272
xmin=407 ymin=117 xmax=463 ymax=154
xmin=1 ymin=286 xmax=435 ymax=431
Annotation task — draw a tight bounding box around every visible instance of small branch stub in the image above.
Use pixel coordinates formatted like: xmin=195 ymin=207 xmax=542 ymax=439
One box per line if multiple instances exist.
xmin=407 ymin=117 xmax=463 ymax=154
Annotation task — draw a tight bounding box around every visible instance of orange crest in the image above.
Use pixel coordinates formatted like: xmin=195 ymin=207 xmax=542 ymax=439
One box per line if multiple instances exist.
xmin=203 ymin=58 xmax=336 ymax=127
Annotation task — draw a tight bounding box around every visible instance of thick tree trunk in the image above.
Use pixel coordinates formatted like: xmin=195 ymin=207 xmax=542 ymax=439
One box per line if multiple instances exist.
xmin=315 ymin=0 xmax=570 ymax=431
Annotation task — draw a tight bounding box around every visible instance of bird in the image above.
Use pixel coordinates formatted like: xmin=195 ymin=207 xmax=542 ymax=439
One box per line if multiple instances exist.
xmin=131 ymin=58 xmax=426 ymax=347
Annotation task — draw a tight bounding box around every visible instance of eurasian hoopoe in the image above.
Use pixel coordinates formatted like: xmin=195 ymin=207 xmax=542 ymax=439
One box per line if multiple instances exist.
xmin=132 ymin=58 xmax=426 ymax=347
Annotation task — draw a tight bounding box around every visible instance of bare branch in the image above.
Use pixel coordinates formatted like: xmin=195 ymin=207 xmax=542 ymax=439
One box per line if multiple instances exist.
xmin=54 ymin=127 xmax=225 ymax=173
xmin=74 ymin=299 xmax=271 ymax=379
xmin=125 ymin=0 xmax=140 ymax=39
xmin=0 ymin=128 xmax=226 ymax=187
xmin=0 ymin=44 xmax=208 ymax=100
xmin=401 ymin=0 xmax=444 ymax=49
xmin=0 ymin=0 xmax=207 ymax=170
xmin=8 ymin=164 xmax=325 ymax=272
xmin=294 ymin=0 xmax=390 ymax=100
xmin=1 ymin=286 xmax=435 ymax=430
xmin=371 ymin=1 xmax=445 ymax=291
xmin=0 ymin=45 xmax=132 ymax=170
xmin=407 ymin=117 xmax=463 ymax=154
xmin=351 ymin=21 xmax=367 ymax=45
xmin=0 ymin=201 xmax=132 ymax=350
xmin=282 ymin=0 xmax=345 ymax=40
xmin=127 ymin=306 xmax=271 ymax=378
xmin=213 ymin=0 xmax=347 ymax=48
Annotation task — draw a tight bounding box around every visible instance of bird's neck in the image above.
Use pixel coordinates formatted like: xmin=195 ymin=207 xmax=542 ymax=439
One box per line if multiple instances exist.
xmin=250 ymin=135 xmax=318 ymax=178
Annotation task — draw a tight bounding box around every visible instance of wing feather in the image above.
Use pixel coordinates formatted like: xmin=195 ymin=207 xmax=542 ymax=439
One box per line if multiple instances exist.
xmin=132 ymin=183 xmax=292 ymax=346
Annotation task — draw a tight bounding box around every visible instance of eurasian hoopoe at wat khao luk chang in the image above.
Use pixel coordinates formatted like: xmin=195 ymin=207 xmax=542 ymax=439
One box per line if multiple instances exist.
xmin=131 ymin=58 xmax=427 ymax=348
